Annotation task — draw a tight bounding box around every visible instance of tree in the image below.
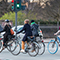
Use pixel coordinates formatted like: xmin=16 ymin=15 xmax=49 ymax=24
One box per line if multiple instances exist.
xmin=42 ymin=0 xmax=60 ymax=30
xmin=6 ymin=0 xmax=8 ymax=2
xmin=2 ymin=0 xmax=4 ymax=1
xmin=0 ymin=11 xmax=37 ymax=25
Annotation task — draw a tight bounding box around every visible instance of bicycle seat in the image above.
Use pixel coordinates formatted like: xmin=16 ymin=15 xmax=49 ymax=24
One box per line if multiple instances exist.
xmin=27 ymin=36 xmax=35 ymax=42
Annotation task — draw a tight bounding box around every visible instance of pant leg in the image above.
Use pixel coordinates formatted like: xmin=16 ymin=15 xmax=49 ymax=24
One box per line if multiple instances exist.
xmin=22 ymin=35 xmax=27 ymax=50
xmin=22 ymin=41 xmax=25 ymax=50
xmin=3 ymin=34 xmax=8 ymax=46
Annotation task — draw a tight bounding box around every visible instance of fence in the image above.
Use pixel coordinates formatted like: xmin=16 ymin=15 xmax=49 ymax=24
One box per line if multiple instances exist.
xmin=40 ymin=26 xmax=58 ymax=38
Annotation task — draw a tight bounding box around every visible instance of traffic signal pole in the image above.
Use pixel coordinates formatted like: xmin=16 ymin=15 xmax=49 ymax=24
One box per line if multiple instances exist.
xmin=15 ymin=11 xmax=17 ymax=39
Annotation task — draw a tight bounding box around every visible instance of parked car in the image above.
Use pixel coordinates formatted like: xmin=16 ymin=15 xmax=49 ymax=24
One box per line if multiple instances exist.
xmin=0 ymin=25 xmax=4 ymax=38
xmin=12 ymin=25 xmax=24 ymax=40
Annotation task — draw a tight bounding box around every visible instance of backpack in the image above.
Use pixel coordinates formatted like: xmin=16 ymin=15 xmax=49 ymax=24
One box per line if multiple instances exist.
xmin=7 ymin=25 xmax=14 ymax=35
xmin=32 ymin=24 xmax=38 ymax=36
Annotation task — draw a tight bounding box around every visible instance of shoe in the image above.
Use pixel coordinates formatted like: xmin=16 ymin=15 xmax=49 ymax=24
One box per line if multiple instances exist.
xmin=31 ymin=49 xmax=35 ymax=52
xmin=20 ymin=49 xmax=25 ymax=53
xmin=2 ymin=46 xmax=5 ymax=50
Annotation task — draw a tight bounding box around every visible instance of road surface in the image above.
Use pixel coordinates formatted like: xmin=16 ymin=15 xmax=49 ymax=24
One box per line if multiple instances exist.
xmin=0 ymin=38 xmax=60 ymax=60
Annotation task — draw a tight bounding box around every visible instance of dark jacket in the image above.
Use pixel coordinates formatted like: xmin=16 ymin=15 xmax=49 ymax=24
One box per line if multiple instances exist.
xmin=31 ymin=23 xmax=38 ymax=36
xmin=0 ymin=24 xmax=11 ymax=35
xmin=17 ymin=24 xmax=32 ymax=36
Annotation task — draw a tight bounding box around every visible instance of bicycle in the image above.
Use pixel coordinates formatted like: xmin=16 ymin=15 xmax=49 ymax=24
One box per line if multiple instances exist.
xmin=35 ymin=36 xmax=45 ymax=55
xmin=18 ymin=35 xmax=45 ymax=56
xmin=0 ymin=35 xmax=21 ymax=56
xmin=47 ymin=36 xmax=59 ymax=54
xmin=17 ymin=36 xmax=39 ymax=57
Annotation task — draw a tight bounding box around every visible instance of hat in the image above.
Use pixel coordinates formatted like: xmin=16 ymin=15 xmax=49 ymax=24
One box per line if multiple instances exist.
xmin=31 ymin=20 xmax=34 ymax=23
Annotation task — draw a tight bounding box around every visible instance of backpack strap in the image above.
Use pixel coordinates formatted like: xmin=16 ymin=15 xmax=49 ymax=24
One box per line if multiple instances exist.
xmin=7 ymin=25 xmax=11 ymax=29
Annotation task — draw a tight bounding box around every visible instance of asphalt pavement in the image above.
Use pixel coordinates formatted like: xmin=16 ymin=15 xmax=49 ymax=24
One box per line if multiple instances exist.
xmin=0 ymin=38 xmax=60 ymax=60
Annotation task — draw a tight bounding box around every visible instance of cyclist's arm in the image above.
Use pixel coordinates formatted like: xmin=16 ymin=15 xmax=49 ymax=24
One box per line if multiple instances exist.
xmin=17 ymin=25 xmax=26 ymax=34
xmin=54 ymin=30 xmax=60 ymax=35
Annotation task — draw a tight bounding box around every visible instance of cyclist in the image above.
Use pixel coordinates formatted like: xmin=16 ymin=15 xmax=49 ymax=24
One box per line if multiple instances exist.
xmin=17 ymin=19 xmax=32 ymax=53
xmin=0 ymin=19 xmax=12 ymax=49
xmin=54 ymin=27 xmax=60 ymax=36
xmin=54 ymin=27 xmax=60 ymax=45
xmin=30 ymin=20 xmax=39 ymax=52
xmin=30 ymin=20 xmax=39 ymax=37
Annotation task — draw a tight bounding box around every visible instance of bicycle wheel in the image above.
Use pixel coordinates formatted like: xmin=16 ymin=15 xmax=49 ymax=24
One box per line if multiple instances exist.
xmin=47 ymin=40 xmax=58 ymax=54
xmin=7 ymin=40 xmax=17 ymax=52
xmin=28 ymin=42 xmax=39 ymax=57
xmin=38 ymin=41 xmax=45 ymax=55
xmin=0 ymin=40 xmax=3 ymax=53
xmin=11 ymin=41 xmax=21 ymax=56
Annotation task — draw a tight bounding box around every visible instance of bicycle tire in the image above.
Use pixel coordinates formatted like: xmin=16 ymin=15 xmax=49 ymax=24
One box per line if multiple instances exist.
xmin=11 ymin=41 xmax=21 ymax=56
xmin=7 ymin=40 xmax=17 ymax=52
xmin=38 ymin=41 xmax=45 ymax=55
xmin=28 ymin=42 xmax=39 ymax=57
xmin=47 ymin=40 xmax=58 ymax=54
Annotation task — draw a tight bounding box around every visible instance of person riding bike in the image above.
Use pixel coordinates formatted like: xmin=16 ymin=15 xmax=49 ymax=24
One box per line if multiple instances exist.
xmin=17 ymin=19 xmax=32 ymax=53
xmin=30 ymin=20 xmax=39 ymax=37
xmin=30 ymin=20 xmax=39 ymax=52
xmin=54 ymin=27 xmax=60 ymax=46
xmin=0 ymin=19 xmax=12 ymax=49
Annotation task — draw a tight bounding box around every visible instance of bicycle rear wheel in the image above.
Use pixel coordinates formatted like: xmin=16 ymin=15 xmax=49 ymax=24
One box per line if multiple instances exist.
xmin=38 ymin=41 xmax=45 ymax=55
xmin=47 ymin=40 xmax=58 ymax=54
xmin=28 ymin=42 xmax=39 ymax=57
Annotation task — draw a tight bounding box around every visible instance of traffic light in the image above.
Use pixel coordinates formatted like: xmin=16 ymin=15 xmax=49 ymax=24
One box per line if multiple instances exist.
xmin=17 ymin=1 xmax=20 ymax=9
xmin=11 ymin=0 xmax=14 ymax=11
xmin=16 ymin=0 xmax=21 ymax=11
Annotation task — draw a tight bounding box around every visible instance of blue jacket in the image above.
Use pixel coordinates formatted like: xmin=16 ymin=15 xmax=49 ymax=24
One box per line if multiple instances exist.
xmin=31 ymin=23 xmax=38 ymax=36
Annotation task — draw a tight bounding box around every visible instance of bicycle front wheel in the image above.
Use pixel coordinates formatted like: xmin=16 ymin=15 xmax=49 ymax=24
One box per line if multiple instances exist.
xmin=28 ymin=42 xmax=39 ymax=57
xmin=47 ymin=40 xmax=58 ymax=54
xmin=7 ymin=40 xmax=17 ymax=52
xmin=11 ymin=41 xmax=21 ymax=56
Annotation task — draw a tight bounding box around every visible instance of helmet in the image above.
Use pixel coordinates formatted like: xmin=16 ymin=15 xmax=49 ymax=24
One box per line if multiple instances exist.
xmin=5 ymin=19 xmax=9 ymax=23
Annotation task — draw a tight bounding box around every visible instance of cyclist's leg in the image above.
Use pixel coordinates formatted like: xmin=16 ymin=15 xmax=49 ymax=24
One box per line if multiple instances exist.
xmin=55 ymin=36 xmax=57 ymax=41
xmin=21 ymin=41 xmax=25 ymax=52
xmin=3 ymin=34 xmax=8 ymax=49
xmin=21 ymin=35 xmax=27 ymax=51
xmin=3 ymin=34 xmax=7 ymax=47
xmin=57 ymin=37 xmax=60 ymax=42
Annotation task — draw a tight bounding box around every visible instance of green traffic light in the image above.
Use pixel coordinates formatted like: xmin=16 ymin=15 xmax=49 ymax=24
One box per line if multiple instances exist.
xmin=17 ymin=3 xmax=20 ymax=9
